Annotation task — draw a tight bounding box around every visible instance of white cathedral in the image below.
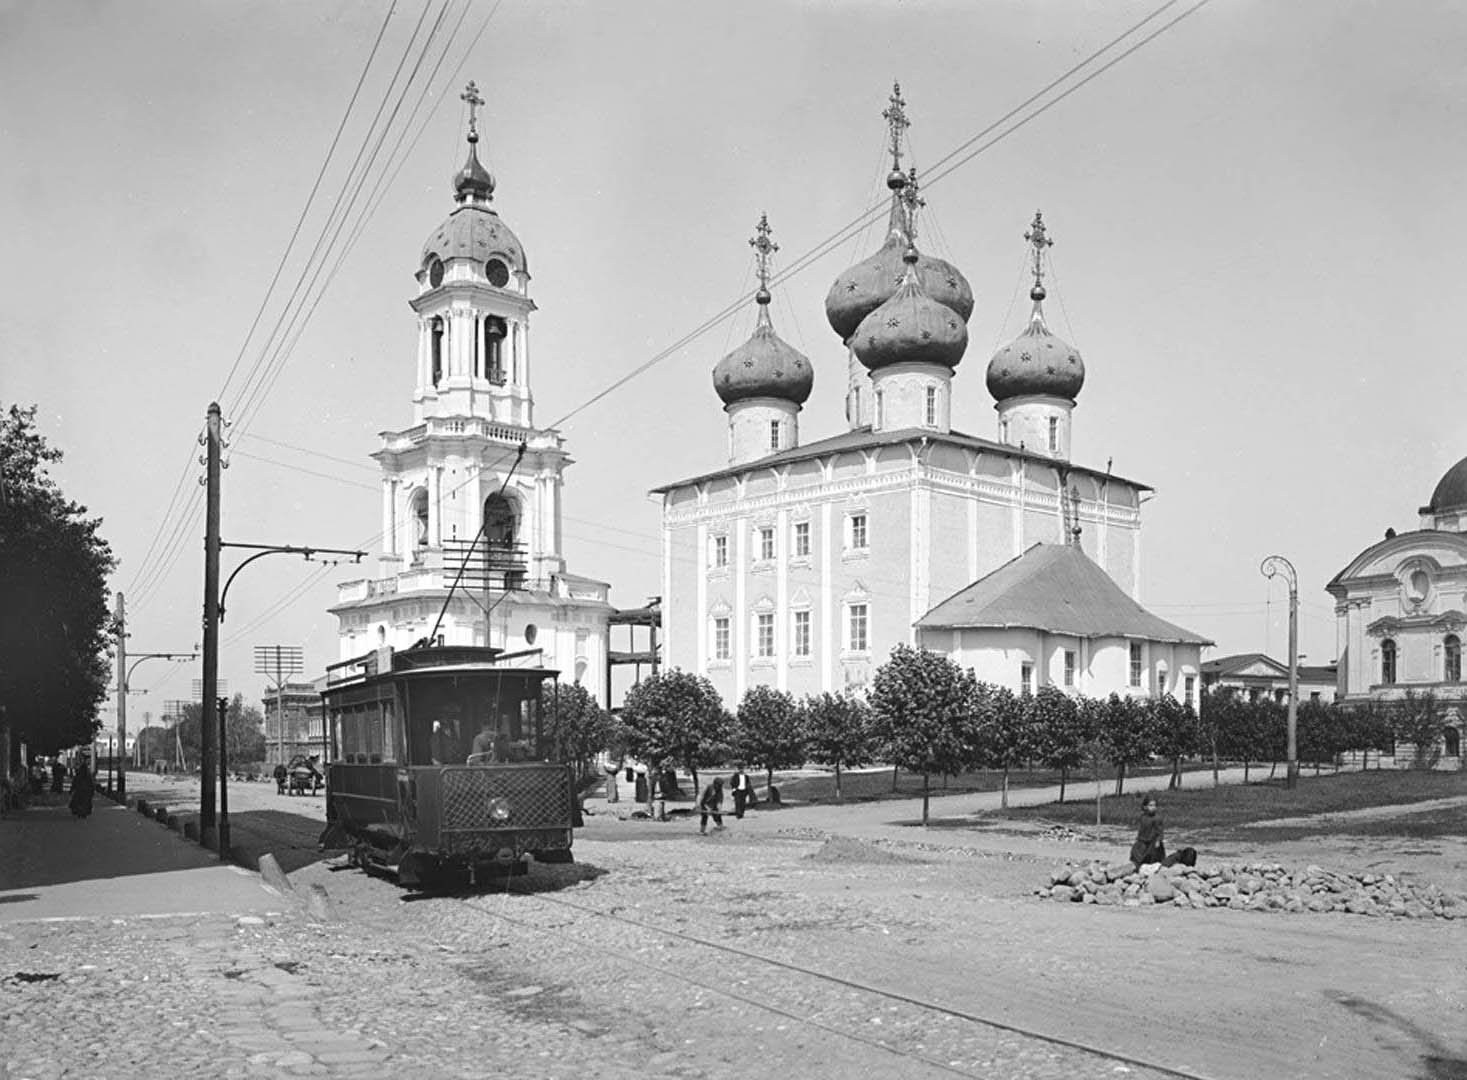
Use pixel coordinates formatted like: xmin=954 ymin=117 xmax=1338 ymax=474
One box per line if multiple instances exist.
xmin=655 ymin=85 xmax=1208 ymax=705
xmin=331 ymin=84 xmax=612 ymax=699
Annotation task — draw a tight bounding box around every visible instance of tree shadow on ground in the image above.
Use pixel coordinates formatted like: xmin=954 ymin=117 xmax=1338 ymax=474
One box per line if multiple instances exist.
xmin=1326 ymin=991 xmax=1467 ymax=1079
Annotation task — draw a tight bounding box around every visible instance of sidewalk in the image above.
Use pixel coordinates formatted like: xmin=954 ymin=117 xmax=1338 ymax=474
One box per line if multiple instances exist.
xmin=0 ymin=791 xmax=288 ymax=923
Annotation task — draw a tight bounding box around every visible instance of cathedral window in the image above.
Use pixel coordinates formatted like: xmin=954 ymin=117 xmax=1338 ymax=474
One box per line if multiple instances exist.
xmin=757 ymin=526 xmax=775 ymax=562
xmin=1184 ymin=675 xmax=1196 ymax=707
xmin=875 ymin=389 xmax=885 ymax=429
xmin=430 ymin=317 xmax=444 ymax=386
xmin=1381 ymin=639 xmax=1397 ymax=685
xmin=756 ymin=612 xmax=775 ymax=658
xmin=1063 ymin=650 xmax=1076 ymax=687
xmin=1445 ymin=635 xmax=1460 ymax=682
xmin=485 ymin=258 xmax=510 ymax=288
xmin=925 ymin=386 xmax=937 ymax=426
xmin=1129 ymin=642 xmax=1143 ymax=687
xmin=712 ymin=617 xmax=730 ymax=661
xmin=769 ymin=420 xmax=781 ymax=451
xmin=846 ymin=603 xmax=869 ymax=653
xmin=711 ymin=535 xmax=728 ymax=568
xmin=1048 ymin=417 xmax=1058 ymax=453
xmin=792 ymin=610 xmax=811 ymax=657
xmin=427 ymin=257 xmax=444 ymax=288
xmin=793 ymin=521 xmax=810 ymax=558
xmin=1020 ymin=662 xmax=1034 ymax=695
xmin=847 ymin=512 xmax=868 ymax=552
xmin=484 ymin=317 xmax=507 ymax=384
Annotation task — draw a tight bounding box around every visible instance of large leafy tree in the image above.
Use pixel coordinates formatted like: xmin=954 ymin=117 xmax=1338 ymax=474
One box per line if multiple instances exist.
xmin=1394 ymin=689 xmax=1447 ymax=769
xmin=175 ymin=694 xmax=264 ymax=771
xmin=731 ymin=685 xmax=804 ymax=795
xmin=800 ymin=691 xmax=876 ymax=800
xmin=542 ymin=680 xmax=618 ymax=784
xmin=618 ymin=669 xmax=729 ymax=794
xmin=868 ymin=644 xmax=977 ymax=825
xmin=1031 ymin=685 xmax=1085 ymax=803
xmin=0 ymin=404 xmax=116 ymax=759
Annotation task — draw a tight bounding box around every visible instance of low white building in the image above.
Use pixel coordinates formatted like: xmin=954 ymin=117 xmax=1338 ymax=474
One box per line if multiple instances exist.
xmin=915 ymin=543 xmax=1209 ymax=704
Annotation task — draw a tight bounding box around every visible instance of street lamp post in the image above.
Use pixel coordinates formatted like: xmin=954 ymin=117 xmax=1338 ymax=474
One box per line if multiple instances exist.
xmin=1260 ymin=555 xmax=1300 ymax=789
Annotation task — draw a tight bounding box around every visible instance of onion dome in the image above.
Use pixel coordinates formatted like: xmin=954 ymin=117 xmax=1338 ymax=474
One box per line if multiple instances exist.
xmin=850 ymin=246 xmax=968 ymax=371
xmin=713 ymin=215 xmax=814 ymax=406
xmin=824 ymin=84 xmax=973 ymax=342
xmin=1427 ymin=456 xmax=1467 ymax=514
xmin=986 ymin=211 xmax=1085 ymax=401
xmin=419 ymin=82 xmax=528 ymax=279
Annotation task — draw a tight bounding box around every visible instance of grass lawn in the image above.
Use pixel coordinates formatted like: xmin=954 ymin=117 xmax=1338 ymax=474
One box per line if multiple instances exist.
xmin=772 ymin=762 xmax=1197 ymax=804
xmin=997 ymin=769 xmax=1467 ymax=840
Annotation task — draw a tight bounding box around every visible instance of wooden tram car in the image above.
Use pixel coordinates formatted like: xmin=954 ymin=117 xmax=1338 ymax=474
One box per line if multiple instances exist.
xmin=318 ymin=644 xmax=574 ymax=886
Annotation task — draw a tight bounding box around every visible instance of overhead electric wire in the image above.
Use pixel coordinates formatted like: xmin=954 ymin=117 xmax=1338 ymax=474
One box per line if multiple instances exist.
xmin=215 ymin=0 xmax=399 ymax=406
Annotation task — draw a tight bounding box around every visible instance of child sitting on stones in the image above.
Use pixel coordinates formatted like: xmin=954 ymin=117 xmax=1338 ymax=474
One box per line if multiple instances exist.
xmin=1129 ymin=794 xmax=1196 ymax=870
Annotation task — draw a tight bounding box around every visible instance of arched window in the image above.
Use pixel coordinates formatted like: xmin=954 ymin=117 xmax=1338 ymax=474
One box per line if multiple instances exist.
xmin=484 ymin=317 xmax=507 ymax=384
xmin=1381 ymin=639 xmax=1397 ymax=685
xmin=430 ymin=317 xmax=444 ymax=386
xmin=483 ymin=493 xmax=522 ymax=590
xmin=411 ymin=489 xmax=429 ymax=553
xmin=1446 ymin=635 xmax=1461 ymax=682
xmin=1444 ymin=726 xmax=1460 ymax=758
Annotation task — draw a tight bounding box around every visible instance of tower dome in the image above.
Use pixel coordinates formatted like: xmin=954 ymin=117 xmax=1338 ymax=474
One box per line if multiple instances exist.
xmin=713 ymin=215 xmax=812 ymax=406
xmin=419 ymin=82 xmax=529 ymax=281
xmin=986 ymin=212 xmax=1084 ymax=402
xmin=1427 ymin=456 xmax=1467 ymax=514
xmin=850 ymin=246 xmax=968 ymax=371
xmin=824 ymin=85 xmax=973 ymax=343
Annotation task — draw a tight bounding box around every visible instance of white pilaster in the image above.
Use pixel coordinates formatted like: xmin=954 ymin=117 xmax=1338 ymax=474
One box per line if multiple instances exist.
xmin=820 ymin=501 xmax=833 ymax=692
xmin=776 ymin=506 xmax=789 ymax=691
xmin=734 ymin=516 xmax=748 ymax=703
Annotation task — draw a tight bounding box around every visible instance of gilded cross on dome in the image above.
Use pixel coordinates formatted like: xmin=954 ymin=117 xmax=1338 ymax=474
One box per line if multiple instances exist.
xmin=1025 ymin=210 xmax=1053 ymax=294
xmin=883 ymin=82 xmax=910 ymax=174
xmin=749 ymin=212 xmax=779 ymax=294
xmin=461 ymin=81 xmax=484 ymax=141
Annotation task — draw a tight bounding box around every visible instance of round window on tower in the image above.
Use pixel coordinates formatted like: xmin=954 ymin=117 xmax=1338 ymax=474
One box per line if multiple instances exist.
xmin=524 ymin=623 xmax=538 ymax=645
xmin=485 ymin=258 xmax=510 ymax=287
xmin=428 ymin=257 xmax=444 ymax=288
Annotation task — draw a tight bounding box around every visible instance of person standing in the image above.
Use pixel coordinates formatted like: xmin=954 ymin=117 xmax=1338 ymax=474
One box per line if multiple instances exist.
xmin=69 ymin=758 xmax=95 ymax=819
xmin=698 ymin=777 xmax=725 ymax=834
xmin=728 ymin=765 xmax=754 ymax=819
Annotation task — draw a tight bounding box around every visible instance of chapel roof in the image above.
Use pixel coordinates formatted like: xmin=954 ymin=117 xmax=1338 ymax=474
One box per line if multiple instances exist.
xmin=1424 ymin=455 xmax=1467 ymax=516
xmin=916 ymin=543 xmax=1211 ymax=645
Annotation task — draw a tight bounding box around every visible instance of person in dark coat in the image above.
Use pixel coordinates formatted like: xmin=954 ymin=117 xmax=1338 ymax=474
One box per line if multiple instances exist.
xmin=728 ymin=766 xmax=754 ymax=818
xmin=698 ymin=777 xmax=725 ymax=835
xmin=69 ymin=759 xmax=95 ymax=819
xmin=50 ymin=759 xmax=66 ymax=794
xmin=1129 ymin=794 xmax=1195 ymax=868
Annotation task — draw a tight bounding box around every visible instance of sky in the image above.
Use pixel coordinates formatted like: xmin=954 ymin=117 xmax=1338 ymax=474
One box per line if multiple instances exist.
xmin=3 ymin=0 xmax=1465 ymax=726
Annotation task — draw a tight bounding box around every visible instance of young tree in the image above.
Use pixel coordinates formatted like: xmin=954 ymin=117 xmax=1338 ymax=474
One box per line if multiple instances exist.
xmin=618 ymin=669 xmax=730 ymax=796
xmin=1150 ymin=694 xmax=1198 ymax=790
xmin=731 ymin=685 xmax=805 ymax=795
xmin=800 ymin=691 xmax=875 ymax=800
xmin=224 ymin=694 xmax=267 ymax=769
xmin=1100 ymin=693 xmax=1152 ymax=795
xmin=1076 ymin=695 xmax=1108 ymax=826
xmin=1395 ymin=689 xmax=1447 ymax=769
xmin=1032 ymin=685 xmax=1084 ymax=803
xmin=541 ymin=680 xmax=617 ymax=784
xmin=867 ymin=644 xmax=977 ymax=825
xmin=0 ymin=404 xmax=116 ymax=758
xmin=1197 ymin=685 xmax=1231 ymax=786
xmin=975 ymin=684 xmax=1034 ymax=809
xmin=1296 ymin=698 xmax=1337 ymax=773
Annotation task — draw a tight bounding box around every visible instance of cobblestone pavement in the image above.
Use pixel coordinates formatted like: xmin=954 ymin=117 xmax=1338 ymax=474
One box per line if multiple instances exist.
xmin=3 ymin=778 xmax=1463 ymax=1079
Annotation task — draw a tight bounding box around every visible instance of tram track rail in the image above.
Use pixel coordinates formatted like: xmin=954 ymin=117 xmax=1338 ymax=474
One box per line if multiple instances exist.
xmin=456 ymin=883 xmax=1217 ymax=1080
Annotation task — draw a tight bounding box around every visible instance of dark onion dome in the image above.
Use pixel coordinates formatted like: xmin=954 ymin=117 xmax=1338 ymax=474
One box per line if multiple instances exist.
xmin=713 ymin=288 xmax=814 ymax=406
xmin=850 ymin=249 xmax=968 ymax=371
xmin=453 ymin=137 xmax=496 ymax=202
xmin=1427 ymin=455 xmax=1467 ymax=513
xmin=985 ymin=287 xmax=1085 ymax=401
xmin=825 ymin=206 xmax=973 ymax=343
xmin=421 ymin=206 xmax=527 ymax=278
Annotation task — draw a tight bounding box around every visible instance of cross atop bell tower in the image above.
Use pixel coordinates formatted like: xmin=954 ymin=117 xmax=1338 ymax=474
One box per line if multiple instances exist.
xmin=461 ymin=80 xmax=484 ymax=142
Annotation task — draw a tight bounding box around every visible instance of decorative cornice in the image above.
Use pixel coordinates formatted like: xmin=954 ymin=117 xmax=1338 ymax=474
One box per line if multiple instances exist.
xmin=1366 ymin=609 xmax=1467 ymax=636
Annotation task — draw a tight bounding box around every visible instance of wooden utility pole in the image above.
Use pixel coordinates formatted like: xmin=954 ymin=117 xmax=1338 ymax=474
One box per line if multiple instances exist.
xmin=200 ymin=403 xmax=222 ymax=840
xmin=115 ymin=591 xmax=127 ymax=799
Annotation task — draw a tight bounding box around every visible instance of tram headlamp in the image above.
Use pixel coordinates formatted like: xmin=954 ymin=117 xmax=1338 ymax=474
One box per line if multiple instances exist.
xmin=487 ymin=797 xmax=512 ymax=823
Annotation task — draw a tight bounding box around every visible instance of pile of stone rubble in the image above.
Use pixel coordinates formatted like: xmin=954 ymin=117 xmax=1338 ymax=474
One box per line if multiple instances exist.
xmin=1037 ymin=860 xmax=1467 ymax=919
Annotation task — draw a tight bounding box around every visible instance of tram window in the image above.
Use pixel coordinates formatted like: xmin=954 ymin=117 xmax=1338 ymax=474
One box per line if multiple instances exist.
xmin=337 ymin=701 xmax=396 ymax=765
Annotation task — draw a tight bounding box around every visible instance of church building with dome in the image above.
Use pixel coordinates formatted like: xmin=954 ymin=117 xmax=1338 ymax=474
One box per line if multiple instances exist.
xmin=1327 ymin=459 xmax=1467 ymax=766
xmin=654 ymin=86 xmax=1206 ymax=706
xmin=331 ymin=83 xmax=612 ymax=697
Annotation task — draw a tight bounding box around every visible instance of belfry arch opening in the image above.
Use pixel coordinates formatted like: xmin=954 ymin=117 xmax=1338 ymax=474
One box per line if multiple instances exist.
xmin=484 ymin=316 xmax=507 ymax=384
xmin=483 ymin=492 xmax=524 ymax=590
